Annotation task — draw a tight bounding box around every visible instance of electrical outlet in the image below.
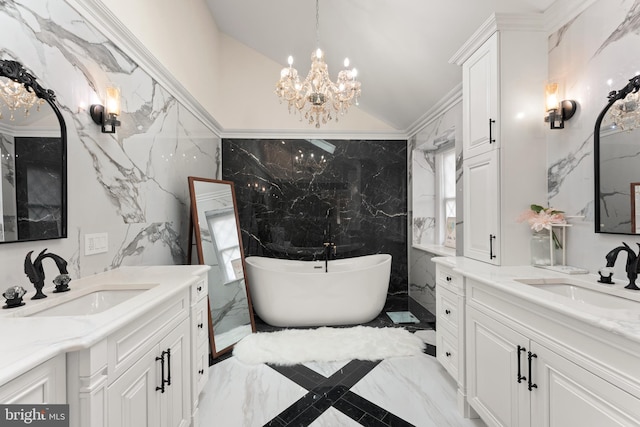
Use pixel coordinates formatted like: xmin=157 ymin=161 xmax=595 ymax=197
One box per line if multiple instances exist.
xmin=85 ymin=233 xmax=108 ymax=255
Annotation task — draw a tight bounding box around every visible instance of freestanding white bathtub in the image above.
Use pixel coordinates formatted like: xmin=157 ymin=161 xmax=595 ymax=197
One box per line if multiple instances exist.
xmin=245 ymin=254 xmax=392 ymax=327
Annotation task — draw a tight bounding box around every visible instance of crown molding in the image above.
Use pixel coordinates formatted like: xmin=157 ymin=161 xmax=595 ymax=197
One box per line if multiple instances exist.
xmin=219 ymin=128 xmax=407 ymax=141
xmin=64 ymin=0 xmax=223 ymax=137
xmin=544 ymin=0 xmax=599 ymax=34
xmin=406 ymin=83 xmax=462 ymax=138
xmin=449 ymin=13 xmax=545 ymax=66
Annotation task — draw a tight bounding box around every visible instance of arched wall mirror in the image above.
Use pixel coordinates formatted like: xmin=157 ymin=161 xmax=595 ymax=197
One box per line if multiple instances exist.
xmin=188 ymin=176 xmax=255 ymax=358
xmin=595 ymin=75 xmax=640 ymax=234
xmin=0 ymin=60 xmax=67 ymax=243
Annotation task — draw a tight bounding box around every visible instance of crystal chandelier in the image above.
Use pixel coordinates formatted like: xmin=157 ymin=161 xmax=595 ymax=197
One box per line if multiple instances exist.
xmin=608 ymin=89 xmax=640 ymax=131
xmin=275 ymin=0 xmax=361 ymax=128
xmin=0 ymin=79 xmax=44 ymax=121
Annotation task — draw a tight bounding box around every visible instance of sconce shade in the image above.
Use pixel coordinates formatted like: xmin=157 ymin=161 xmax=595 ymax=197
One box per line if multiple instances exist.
xmin=90 ymin=86 xmax=121 ymax=134
xmin=544 ymin=83 xmax=577 ymax=129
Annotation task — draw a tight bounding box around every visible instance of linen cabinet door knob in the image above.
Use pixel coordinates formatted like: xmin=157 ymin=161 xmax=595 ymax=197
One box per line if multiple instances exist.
xmin=445 ymin=309 xmax=451 ymax=315
xmin=446 ymin=276 xmax=452 ymax=282
xmin=198 ymin=322 xmax=204 ymax=328
xmin=445 ymin=352 xmax=451 ymax=357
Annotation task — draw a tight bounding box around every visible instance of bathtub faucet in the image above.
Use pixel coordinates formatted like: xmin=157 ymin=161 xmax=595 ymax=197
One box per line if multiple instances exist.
xmin=323 ymin=242 xmax=337 ymax=273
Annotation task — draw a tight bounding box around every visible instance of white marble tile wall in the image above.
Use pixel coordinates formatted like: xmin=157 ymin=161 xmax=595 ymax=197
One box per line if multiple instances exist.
xmin=0 ymin=0 xmax=220 ymax=286
xmin=408 ymin=102 xmax=462 ymax=310
xmin=547 ymin=0 xmax=640 ymax=277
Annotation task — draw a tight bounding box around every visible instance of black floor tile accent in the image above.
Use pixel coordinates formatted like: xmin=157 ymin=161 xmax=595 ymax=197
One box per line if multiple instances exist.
xmin=264 ymin=360 xmax=417 ymax=427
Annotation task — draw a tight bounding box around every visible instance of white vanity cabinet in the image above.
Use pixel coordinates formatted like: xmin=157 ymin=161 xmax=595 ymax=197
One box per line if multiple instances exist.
xmin=0 ymin=354 xmax=66 ymax=404
xmin=465 ymin=278 xmax=640 ymax=427
xmin=65 ymin=273 xmax=209 ymax=427
xmin=451 ymin=14 xmax=547 ymax=265
xmin=435 ymin=264 xmax=474 ymax=417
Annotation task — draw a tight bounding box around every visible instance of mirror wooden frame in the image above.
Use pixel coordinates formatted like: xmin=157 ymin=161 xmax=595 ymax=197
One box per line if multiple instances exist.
xmin=0 ymin=59 xmax=67 ymax=243
xmin=187 ymin=176 xmax=256 ymax=358
xmin=594 ymin=74 xmax=640 ymax=234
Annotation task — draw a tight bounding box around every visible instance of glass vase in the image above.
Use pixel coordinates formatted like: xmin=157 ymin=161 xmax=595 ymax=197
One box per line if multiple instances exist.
xmin=530 ymin=230 xmax=561 ymax=266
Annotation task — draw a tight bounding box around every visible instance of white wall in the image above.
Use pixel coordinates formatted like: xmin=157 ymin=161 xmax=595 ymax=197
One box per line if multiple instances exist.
xmin=547 ymin=0 xmax=640 ymax=278
xmin=98 ymin=0 xmax=395 ymax=133
xmin=0 ymin=0 xmax=220 ymax=287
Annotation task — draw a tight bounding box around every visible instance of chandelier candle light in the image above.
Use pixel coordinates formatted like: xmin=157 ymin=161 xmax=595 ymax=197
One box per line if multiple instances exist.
xmin=0 ymin=79 xmax=44 ymax=121
xmin=275 ymin=0 xmax=361 ymax=128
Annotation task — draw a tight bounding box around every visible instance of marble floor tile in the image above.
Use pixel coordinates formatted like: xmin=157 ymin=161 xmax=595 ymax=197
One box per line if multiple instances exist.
xmin=199 ymin=357 xmax=308 ymax=426
xmin=309 ymin=407 xmax=362 ymax=426
xmin=200 ymin=352 xmax=486 ymax=427
xmin=351 ymin=354 xmax=486 ymax=427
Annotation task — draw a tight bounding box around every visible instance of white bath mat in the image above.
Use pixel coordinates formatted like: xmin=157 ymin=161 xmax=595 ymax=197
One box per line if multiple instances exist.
xmin=232 ymin=326 xmax=425 ymax=365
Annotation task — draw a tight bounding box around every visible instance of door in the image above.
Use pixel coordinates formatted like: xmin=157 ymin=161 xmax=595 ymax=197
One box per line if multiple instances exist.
xmin=160 ymin=319 xmax=191 ymax=427
xmin=463 ymin=32 xmax=499 ymax=158
xmin=467 ymin=306 xmax=529 ymax=427
xmin=108 ymin=347 xmax=160 ymax=427
xmin=530 ymin=342 xmax=640 ymax=427
xmin=463 ymin=149 xmax=500 ymax=264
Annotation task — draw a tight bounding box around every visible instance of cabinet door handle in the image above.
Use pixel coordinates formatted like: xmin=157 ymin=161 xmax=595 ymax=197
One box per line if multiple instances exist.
xmin=446 ymin=276 xmax=452 ymax=282
xmin=198 ymin=322 xmax=204 ymax=329
xmin=156 ymin=353 xmax=166 ymax=393
xmin=198 ymin=369 xmax=204 ymax=375
xmin=197 ymin=285 xmax=202 ymax=292
xmin=527 ymin=351 xmax=538 ymax=391
xmin=445 ymin=309 xmax=451 ymax=315
xmin=166 ymin=348 xmax=172 ymax=386
xmin=517 ymin=345 xmax=526 ymax=383
xmin=445 ymin=351 xmax=451 ymax=357
xmin=489 ymin=118 xmax=496 ymax=144
xmin=489 ymin=234 xmax=497 ymax=259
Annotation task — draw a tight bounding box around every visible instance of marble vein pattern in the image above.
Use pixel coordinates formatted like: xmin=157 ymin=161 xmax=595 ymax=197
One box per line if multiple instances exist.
xmin=201 ymin=351 xmax=485 ymax=427
xmin=223 ymin=138 xmax=408 ymax=294
xmin=0 ymin=0 xmax=220 ymax=284
xmin=350 ymin=355 xmax=485 ymax=427
xmin=546 ymin=0 xmax=640 ymax=273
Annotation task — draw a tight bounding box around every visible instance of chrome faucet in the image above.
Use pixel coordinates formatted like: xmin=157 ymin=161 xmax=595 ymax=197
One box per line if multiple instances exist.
xmin=24 ymin=249 xmax=71 ymax=299
xmin=603 ymin=242 xmax=640 ymax=290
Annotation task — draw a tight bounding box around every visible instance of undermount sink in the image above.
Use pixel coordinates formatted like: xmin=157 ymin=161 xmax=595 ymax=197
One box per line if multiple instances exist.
xmin=515 ymin=278 xmax=640 ymax=310
xmin=23 ymin=284 xmax=158 ymax=317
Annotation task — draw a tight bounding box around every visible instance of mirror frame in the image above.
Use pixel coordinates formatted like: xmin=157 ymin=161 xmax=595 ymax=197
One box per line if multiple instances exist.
xmin=0 ymin=59 xmax=67 ymax=243
xmin=187 ymin=176 xmax=256 ymax=358
xmin=594 ymin=74 xmax=640 ymax=235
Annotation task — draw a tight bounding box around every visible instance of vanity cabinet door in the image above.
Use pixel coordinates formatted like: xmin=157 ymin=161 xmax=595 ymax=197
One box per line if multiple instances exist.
xmin=108 ymin=347 xmax=160 ymax=427
xmin=0 ymin=354 xmax=65 ymax=404
xmin=463 ymin=150 xmax=500 ymax=265
xmin=107 ymin=319 xmax=190 ymax=427
xmin=530 ymin=342 xmax=640 ymax=427
xmin=463 ymin=32 xmax=499 ymax=158
xmin=159 ymin=318 xmax=191 ymax=427
xmin=467 ymin=306 xmax=530 ymax=427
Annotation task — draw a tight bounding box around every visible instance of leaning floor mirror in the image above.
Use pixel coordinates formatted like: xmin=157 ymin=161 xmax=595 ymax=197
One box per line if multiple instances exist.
xmin=188 ymin=176 xmax=256 ymax=358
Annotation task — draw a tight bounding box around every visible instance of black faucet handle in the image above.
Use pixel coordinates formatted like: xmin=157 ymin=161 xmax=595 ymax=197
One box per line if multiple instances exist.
xmin=598 ymin=267 xmax=613 ymax=284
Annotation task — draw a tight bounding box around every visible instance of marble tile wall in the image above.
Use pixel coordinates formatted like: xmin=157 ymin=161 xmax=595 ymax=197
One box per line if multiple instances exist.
xmin=0 ymin=0 xmax=220 ymax=286
xmin=222 ymin=138 xmax=408 ymax=294
xmin=408 ymin=102 xmax=462 ymax=312
xmin=547 ymin=0 xmax=640 ymax=275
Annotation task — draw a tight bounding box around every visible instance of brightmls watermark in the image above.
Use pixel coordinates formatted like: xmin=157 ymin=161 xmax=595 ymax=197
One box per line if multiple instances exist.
xmin=0 ymin=405 xmax=68 ymax=426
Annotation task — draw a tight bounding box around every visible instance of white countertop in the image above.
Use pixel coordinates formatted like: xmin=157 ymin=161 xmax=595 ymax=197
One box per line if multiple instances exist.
xmin=0 ymin=265 xmax=209 ymax=386
xmin=433 ymin=256 xmax=640 ymax=344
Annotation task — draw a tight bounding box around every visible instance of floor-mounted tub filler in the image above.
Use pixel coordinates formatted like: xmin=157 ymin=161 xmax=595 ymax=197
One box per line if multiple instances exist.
xmin=245 ymin=254 xmax=392 ymax=327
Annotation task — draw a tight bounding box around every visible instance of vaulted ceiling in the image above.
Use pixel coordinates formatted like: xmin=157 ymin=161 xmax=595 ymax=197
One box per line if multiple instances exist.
xmin=205 ymin=0 xmax=555 ymax=132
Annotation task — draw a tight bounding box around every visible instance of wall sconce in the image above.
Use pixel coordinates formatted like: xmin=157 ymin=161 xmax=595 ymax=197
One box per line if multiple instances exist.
xmin=544 ymin=83 xmax=577 ymax=129
xmin=90 ymin=86 xmax=121 ymax=133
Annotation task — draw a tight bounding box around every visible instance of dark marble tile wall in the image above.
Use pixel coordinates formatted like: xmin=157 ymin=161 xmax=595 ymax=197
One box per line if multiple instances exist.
xmin=222 ymin=138 xmax=408 ymax=294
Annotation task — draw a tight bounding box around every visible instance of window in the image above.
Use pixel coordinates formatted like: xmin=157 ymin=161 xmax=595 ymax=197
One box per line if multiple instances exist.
xmin=436 ymin=147 xmax=456 ymax=247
